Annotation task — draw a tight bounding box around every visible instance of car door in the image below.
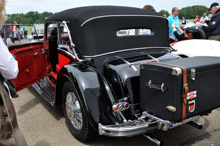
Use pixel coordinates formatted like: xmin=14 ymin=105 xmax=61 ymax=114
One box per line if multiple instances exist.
xmin=9 ymin=43 xmax=49 ymax=92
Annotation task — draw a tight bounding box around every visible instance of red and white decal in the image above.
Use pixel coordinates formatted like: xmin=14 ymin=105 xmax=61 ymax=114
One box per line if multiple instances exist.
xmin=188 ymin=100 xmax=195 ymax=112
xmin=187 ymin=91 xmax=197 ymax=100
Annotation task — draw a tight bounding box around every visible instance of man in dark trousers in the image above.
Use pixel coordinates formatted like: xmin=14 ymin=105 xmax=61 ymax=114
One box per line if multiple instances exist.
xmin=202 ymin=2 xmax=220 ymax=40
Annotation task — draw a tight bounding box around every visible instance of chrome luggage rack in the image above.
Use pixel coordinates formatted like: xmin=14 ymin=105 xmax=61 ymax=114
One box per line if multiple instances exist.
xmin=141 ymin=112 xmax=201 ymax=131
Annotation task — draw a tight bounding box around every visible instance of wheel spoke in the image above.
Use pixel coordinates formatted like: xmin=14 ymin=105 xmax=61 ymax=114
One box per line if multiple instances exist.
xmin=66 ymin=92 xmax=83 ymax=130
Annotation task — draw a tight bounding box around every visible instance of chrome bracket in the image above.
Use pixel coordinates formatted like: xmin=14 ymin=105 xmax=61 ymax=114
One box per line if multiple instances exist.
xmin=34 ymin=52 xmax=38 ymax=56
xmin=190 ymin=68 xmax=196 ymax=81
xmin=172 ymin=67 xmax=182 ymax=76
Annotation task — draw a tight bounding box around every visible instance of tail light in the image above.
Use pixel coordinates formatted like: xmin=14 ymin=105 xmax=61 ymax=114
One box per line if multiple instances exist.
xmin=112 ymin=102 xmax=130 ymax=112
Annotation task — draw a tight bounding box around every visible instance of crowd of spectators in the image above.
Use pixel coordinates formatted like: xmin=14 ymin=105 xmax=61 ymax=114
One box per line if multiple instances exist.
xmin=142 ymin=2 xmax=220 ymax=41
xmin=165 ymin=2 xmax=220 ymax=41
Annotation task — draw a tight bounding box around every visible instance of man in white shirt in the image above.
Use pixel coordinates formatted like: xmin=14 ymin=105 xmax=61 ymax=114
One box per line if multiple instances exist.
xmin=0 ymin=35 xmax=18 ymax=80
xmin=200 ymin=13 xmax=208 ymax=21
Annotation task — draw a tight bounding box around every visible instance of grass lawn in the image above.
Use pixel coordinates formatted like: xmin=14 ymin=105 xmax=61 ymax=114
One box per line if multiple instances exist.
xmin=27 ymin=26 xmax=32 ymax=35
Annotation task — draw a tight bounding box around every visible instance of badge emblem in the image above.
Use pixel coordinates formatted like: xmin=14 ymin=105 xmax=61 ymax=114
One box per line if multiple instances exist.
xmin=187 ymin=91 xmax=197 ymax=100
xmin=188 ymin=100 xmax=195 ymax=112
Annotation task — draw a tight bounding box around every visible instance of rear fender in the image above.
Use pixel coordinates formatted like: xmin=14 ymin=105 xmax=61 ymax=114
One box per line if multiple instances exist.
xmin=57 ymin=63 xmax=118 ymax=130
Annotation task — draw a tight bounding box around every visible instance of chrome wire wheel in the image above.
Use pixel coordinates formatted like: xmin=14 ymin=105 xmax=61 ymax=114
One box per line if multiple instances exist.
xmin=66 ymin=92 xmax=83 ymax=130
xmin=62 ymin=81 xmax=96 ymax=142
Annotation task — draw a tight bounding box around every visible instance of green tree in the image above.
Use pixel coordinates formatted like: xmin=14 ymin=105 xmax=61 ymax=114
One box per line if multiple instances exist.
xmin=14 ymin=15 xmax=21 ymax=23
xmin=179 ymin=5 xmax=211 ymax=19
xmin=26 ymin=11 xmax=40 ymax=23
xmin=6 ymin=11 xmax=53 ymax=24
xmin=20 ymin=18 xmax=29 ymax=24
xmin=39 ymin=11 xmax=53 ymax=23
xmin=27 ymin=18 xmax=34 ymax=24
xmin=159 ymin=10 xmax=170 ymax=17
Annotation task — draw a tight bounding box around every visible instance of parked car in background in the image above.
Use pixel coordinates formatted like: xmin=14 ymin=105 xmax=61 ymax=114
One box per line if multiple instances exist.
xmin=180 ymin=20 xmax=194 ymax=26
xmin=171 ymin=39 xmax=220 ymax=58
xmin=7 ymin=6 xmax=220 ymax=146
xmin=32 ymin=24 xmax=44 ymax=38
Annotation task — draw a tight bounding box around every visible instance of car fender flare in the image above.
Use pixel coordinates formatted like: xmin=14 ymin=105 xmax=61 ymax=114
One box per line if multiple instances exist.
xmin=56 ymin=63 xmax=117 ymax=130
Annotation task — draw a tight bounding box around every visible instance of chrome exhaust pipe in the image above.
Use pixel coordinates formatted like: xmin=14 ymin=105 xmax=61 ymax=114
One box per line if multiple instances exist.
xmin=143 ymin=134 xmax=163 ymax=146
xmin=187 ymin=121 xmax=203 ymax=129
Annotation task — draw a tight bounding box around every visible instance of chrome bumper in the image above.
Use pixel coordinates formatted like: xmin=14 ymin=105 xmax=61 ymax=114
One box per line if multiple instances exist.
xmin=98 ymin=121 xmax=158 ymax=137
xmin=99 ymin=112 xmax=201 ymax=137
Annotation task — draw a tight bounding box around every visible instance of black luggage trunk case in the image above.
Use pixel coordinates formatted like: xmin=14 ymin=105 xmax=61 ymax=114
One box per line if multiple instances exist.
xmin=140 ymin=57 xmax=220 ymax=122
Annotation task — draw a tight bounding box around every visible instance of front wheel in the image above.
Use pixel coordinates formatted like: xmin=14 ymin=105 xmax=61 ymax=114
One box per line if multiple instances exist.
xmin=62 ymin=81 xmax=96 ymax=142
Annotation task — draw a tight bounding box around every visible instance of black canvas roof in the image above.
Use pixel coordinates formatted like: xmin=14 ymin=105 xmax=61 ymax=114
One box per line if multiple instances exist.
xmin=45 ymin=6 xmax=169 ymax=57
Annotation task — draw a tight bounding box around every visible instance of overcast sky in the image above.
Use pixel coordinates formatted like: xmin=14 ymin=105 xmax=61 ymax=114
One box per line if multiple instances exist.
xmin=6 ymin=0 xmax=214 ymax=14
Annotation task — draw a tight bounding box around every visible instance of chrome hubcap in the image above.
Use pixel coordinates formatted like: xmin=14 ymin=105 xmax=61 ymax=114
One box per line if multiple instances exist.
xmin=66 ymin=92 xmax=83 ymax=130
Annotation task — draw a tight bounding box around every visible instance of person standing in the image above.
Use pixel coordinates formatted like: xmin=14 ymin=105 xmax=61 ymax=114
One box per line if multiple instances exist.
xmin=182 ymin=16 xmax=186 ymax=24
xmin=194 ymin=15 xmax=199 ymax=23
xmin=167 ymin=7 xmax=180 ymax=39
xmin=142 ymin=5 xmax=156 ymax=35
xmin=22 ymin=25 xmax=28 ymax=38
xmin=0 ymin=0 xmax=28 ymax=145
xmin=9 ymin=23 xmax=14 ymax=43
xmin=14 ymin=20 xmax=20 ymax=42
xmin=195 ymin=16 xmax=200 ymax=23
xmin=200 ymin=13 xmax=208 ymax=21
xmin=143 ymin=5 xmax=156 ymax=11
xmin=202 ymin=2 xmax=220 ymax=40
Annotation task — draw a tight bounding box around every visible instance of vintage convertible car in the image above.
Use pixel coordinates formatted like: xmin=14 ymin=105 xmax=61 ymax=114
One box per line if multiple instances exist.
xmin=8 ymin=6 xmax=220 ymax=145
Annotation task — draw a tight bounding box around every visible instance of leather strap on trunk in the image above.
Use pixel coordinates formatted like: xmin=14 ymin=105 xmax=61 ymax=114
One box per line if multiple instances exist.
xmin=148 ymin=62 xmax=189 ymax=121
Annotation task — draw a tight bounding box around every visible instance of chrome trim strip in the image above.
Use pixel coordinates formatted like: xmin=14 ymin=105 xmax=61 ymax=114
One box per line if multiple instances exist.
xmin=102 ymin=77 xmax=124 ymax=122
xmin=57 ymin=48 xmax=76 ymax=60
xmin=116 ymin=56 xmax=137 ymax=71
xmin=140 ymin=52 xmax=159 ymax=62
xmin=102 ymin=77 xmax=115 ymax=104
xmin=62 ymin=21 xmax=82 ymax=62
xmin=81 ymin=15 xmax=167 ymax=27
xmin=83 ymin=47 xmax=171 ymax=58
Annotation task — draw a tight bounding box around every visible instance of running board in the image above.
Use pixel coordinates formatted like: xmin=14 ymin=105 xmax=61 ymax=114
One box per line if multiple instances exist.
xmin=32 ymin=77 xmax=56 ymax=106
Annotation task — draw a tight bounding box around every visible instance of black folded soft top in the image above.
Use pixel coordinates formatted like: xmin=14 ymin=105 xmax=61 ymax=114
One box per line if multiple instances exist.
xmin=45 ymin=6 xmax=169 ymax=57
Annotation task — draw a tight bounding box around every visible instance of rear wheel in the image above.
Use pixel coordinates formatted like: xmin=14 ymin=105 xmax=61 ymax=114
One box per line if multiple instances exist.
xmin=62 ymin=81 xmax=96 ymax=142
